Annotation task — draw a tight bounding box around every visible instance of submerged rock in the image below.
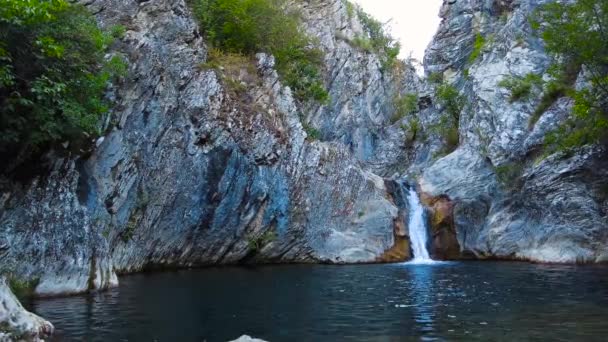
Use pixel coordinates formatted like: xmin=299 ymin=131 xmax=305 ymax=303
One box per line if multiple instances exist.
xmin=229 ymin=335 xmax=268 ymax=342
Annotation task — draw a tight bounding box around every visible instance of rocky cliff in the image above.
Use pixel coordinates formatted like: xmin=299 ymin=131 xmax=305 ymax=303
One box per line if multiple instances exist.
xmin=0 ymin=0 xmax=410 ymax=297
xmin=0 ymin=0 xmax=607 ymax=304
xmin=418 ymin=0 xmax=608 ymax=263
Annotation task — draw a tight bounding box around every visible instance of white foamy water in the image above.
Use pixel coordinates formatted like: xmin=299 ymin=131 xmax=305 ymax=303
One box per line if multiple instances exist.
xmin=405 ymin=186 xmax=433 ymax=263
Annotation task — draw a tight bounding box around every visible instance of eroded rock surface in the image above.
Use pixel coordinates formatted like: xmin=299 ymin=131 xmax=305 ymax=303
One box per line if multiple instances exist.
xmin=0 ymin=278 xmax=53 ymax=341
xmin=0 ymin=0 xmax=407 ymax=296
xmin=1 ymin=0 xmax=607 ymax=308
xmin=418 ymin=0 xmax=608 ymax=263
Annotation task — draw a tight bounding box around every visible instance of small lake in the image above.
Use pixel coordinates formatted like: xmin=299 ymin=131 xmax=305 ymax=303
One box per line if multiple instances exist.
xmin=29 ymin=261 xmax=608 ymax=341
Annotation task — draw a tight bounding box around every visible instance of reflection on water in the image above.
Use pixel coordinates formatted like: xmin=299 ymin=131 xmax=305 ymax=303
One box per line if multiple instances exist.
xmin=407 ymin=263 xmax=437 ymax=335
xmin=29 ymin=262 xmax=608 ymax=341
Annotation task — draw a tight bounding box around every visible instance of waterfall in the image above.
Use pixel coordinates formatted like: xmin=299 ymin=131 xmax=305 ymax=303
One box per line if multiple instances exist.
xmin=403 ymin=184 xmax=432 ymax=262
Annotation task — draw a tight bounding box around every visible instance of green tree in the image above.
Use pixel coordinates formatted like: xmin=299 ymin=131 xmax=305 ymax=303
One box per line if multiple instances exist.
xmin=193 ymin=0 xmax=328 ymax=103
xmin=531 ymin=0 xmax=608 ymax=152
xmin=0 ymin=0 xmax=123 ymax=174
xmin=355 ymin=6 xmax=401 ymax=71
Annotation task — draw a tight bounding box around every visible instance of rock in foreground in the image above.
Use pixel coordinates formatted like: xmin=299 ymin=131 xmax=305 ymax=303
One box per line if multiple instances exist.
xmin=0 ymin=277 xmax=53 ymax=341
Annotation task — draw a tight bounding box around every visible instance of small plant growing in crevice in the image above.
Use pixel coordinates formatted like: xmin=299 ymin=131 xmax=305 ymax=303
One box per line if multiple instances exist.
xmin=498 ymin=73 xmax=544 ymax=102
xmin=120 ymin=185 xmax=149 ymax=243
xmin=530 ymin=62 xmax=581 ymax=127
xmin=494 ymin=161 xmax=524 ymax=188
xmin=430 ymin=82 xmax=466 ymax=154
xmin=247 ymin=230 xmax=277 ymax=252
xmin=468 ymin=33 xmax=486 ymax=64
xmin=401 ymin=117 xmax=421 ymax=143
xmin=350 ymin=35 xmax=373 ymax=53
xmin=427 ymin=72 xmax=443 ymax=84
xmin=436 ymin=83 xmax=466 ymax=123
xmin=390 ymin=93 xmax=418 ymax=123
xmin=110 ymin=24 xmax=127 ymax=39
xmin=343 ymin=0 xmax=356 ymax=19
xmin=121 ymin=214 xmax=138 ymax=242
xmin=302 ymin=122 xmax=322 ymax=141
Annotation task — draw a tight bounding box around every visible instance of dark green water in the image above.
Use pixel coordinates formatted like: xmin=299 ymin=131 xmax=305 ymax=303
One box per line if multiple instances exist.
xmin=29 ymin=262 xmax=608 ymax=341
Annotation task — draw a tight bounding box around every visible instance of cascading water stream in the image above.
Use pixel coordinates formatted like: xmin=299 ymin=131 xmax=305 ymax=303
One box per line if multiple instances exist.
xmin=403 ymin=184 xmax=433 ymax=263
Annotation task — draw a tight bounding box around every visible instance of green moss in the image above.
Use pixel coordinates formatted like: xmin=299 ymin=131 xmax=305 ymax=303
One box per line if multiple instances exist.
xmin=7 ymin=276 xmax=39 ymax=300
xmin=494 ymin=162 xmax=524 ymax=187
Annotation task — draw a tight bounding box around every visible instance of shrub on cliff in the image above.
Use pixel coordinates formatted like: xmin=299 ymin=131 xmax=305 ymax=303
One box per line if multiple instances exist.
xmin=0 ymin=0 xmax=123 ymax=175
xmin=530 ymin=0 xmax=608 ymax=153
xmin=431 ymin=83 xmax=465 ymax=155
xmin=193 ymin=0 xmax=329 ymax=103
xmin=355 ymin=7 xmax=401 ymax=71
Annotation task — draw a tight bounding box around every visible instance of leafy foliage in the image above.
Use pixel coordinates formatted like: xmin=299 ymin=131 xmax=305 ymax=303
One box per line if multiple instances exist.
xmin=427 ymin=72 xmax=444 ymax=84
xmin=436 ymin=83 xmax=466 ymax=123
xmin=431 ymin=83 xmax=466 ymax=154
xmin=531 ymin=0 xmax=608 ymax=153
xmin=302 ymin=122 xmax=322 ymax=141
xmin=0 ymin=0 xmax=123 ymax=173
xmin=401 ymin=117 xmax=421 ymax=143
xmin=390 ymin=93 xmax=418 ymax=123
xmin=342 ymin=0 xmax=355 ymax=19
xmin=498 ymin=73 xmax=544 ymax=102
xmin=193 ymin=0 xmax=328 ymax=103
xmin=494 ymin=162 xmax=524 ymax=186
xmin=354 ymin=6 xmax=401 ymax=71
xmin=468 ymin=33 xmax=486 ymax=63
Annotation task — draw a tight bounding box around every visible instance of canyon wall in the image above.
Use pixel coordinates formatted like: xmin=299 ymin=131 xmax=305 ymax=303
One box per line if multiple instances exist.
xmin=0 ymin=0 xmax=607 ymax=301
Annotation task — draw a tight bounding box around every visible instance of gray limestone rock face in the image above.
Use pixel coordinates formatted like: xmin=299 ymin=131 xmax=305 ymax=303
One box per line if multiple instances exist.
xmin=418 ymin=0 xmax=608 ymax=262
xmin=0 ymin=0 xmax=403 ymax=296
xmin=1 ymin=0 xmax=607 ymax=307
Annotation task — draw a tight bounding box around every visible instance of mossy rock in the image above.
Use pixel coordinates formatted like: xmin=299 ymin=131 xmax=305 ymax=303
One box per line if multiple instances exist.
xmin=7 ymin=276 xmax=39 ymax=300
